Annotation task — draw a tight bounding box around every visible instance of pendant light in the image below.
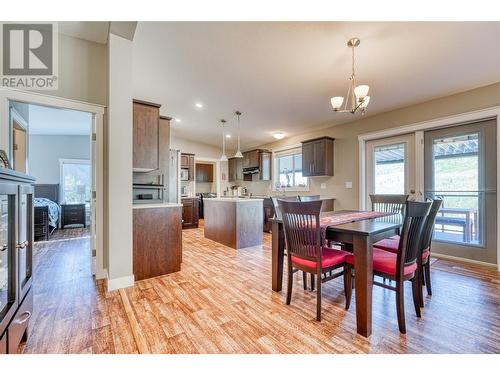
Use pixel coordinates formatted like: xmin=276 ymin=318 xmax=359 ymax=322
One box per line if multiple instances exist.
xmin=330 ymin=38 xmax=370 ymax=115
xmin=220 ymin=119 xmax=228 ymax=161
xmin=234 ymin=110 xmax=243 ymax=158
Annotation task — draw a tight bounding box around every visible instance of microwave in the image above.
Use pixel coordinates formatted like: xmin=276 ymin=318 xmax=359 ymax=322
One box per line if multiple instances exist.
xmin=180 ymin=169 xmax=189 ymax=181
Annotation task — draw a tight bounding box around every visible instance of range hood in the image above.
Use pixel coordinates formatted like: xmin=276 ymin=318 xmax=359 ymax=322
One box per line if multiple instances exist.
xmin=242 ymin=167 xmax=260 ymax=175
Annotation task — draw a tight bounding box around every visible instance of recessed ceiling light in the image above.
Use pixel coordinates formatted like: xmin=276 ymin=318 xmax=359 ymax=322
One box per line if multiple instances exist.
xmin=273 ymin=132 xmax=285 ymax=140
xmin=174 ymin=118 xmax=181 ymax=123
xmin=195 ymin=103 xmax=203 ymax=108
xmin=226 ymin=134 xmax=231 ymax=138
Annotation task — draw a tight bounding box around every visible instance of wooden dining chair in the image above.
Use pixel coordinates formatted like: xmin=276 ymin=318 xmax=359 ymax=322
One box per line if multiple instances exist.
xmin=373 ymin=199 xmax=442 ymax=305
xmin=278 ymin=199 xmax=351 ymax=321
xmin=272 ymin=196 xmax=313 ymax=290
xmin=344 ymin=200 xmax=432 ymax=333
xmin=370 ymin=194 xmax=409 ymax=215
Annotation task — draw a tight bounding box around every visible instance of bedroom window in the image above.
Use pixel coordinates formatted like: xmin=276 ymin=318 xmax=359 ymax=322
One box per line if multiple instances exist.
xmin=60 ymin=159 xmax=91 ymax=204
xmin=273 ymin=147 xmax=309 ymax=191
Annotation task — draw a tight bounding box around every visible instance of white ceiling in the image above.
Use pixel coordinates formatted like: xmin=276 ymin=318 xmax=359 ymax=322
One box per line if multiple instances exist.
xmin=29 ymin=104 xmax=92 ymax=136
xmin=131 ymin=22 xmax=500 ymax=150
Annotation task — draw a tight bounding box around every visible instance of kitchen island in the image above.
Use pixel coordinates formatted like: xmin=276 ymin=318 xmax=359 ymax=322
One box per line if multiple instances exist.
xmin=133 ymin=202 xmax=183 ymax=281
xmin=203 ymin=198 xmax=263 ymax=249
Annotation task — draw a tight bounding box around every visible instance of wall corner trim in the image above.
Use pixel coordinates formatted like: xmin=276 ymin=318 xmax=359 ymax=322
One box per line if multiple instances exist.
xmin=107 ymin=274 xmax=135 ymax=292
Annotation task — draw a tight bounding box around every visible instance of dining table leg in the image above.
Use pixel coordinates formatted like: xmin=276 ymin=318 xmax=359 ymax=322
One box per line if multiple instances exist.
xmin=271 ymin=220 xmax=285 ymax=292
xmin=353 ymin=234 xmax=373 ymax=338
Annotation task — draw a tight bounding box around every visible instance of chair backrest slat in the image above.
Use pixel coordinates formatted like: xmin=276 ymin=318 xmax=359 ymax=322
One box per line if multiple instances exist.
xmin=396 ymin=200 xmax=432 ymax=278
xmin=370 ymin=194 xmax=409 ymax=216
xmin=420 ymin=199 xmax=443 ymax=251
xmin=278 ymin=200 xmax=323 ymax=265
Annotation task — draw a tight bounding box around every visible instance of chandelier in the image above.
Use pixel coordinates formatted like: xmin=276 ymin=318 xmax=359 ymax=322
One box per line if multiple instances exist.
xmin=330 ymin=38 xmax=370 ymax=114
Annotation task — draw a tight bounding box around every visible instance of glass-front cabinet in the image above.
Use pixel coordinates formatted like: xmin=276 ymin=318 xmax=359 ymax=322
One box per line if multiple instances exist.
xmin=18 ymin=184 xmax=33 ymax=300
xmin=0 ymin=183 xmax=18 ymax=336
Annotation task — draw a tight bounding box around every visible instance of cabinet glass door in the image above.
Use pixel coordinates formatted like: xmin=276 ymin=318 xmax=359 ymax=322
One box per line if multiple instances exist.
xmin=18 ymin=184 xmax=33 ymax=300
xmin=0 ymin=184 xmax=17 ymax=333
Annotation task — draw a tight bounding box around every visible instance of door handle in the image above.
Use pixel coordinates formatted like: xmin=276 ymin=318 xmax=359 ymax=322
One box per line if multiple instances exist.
xmin=14 ymin=311 xmax=31 ymax=325
xmin=0 ymin=244 xmax=7 ymax=251
xmin=16 ymin=241 xmax=29 ymax=249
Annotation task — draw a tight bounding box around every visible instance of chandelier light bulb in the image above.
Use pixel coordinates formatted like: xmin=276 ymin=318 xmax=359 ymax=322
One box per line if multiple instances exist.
xmin=330 ymin=96 xmax=344 ymax=110
xmin=354 ymin=85 xmax=370 ymax=99
xmin=360 ymin=96 xmax=370 ymax=109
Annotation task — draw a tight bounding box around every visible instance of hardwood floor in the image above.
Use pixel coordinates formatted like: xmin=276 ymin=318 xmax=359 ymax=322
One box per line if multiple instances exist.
xmin=21 ymin=226 xmax=500 ymax=354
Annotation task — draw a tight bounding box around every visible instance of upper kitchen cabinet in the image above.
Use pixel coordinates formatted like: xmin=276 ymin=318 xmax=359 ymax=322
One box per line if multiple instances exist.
xmin=242 ymin=150 xmax=260 ymax=169
xmin=301 ymin=136 xmax=335 ymax=177
xmin=228 ymin=157 xmax=243 ymax=182
xmin=181 ymin=153 xmax=195 ymax=181
xmin=196 ymin=163 xmax=214 ymax=183
xmin=242 ymin=149 xmax=272 ymax=181
xmin=133 ymin=99 xmax=161 ymax=172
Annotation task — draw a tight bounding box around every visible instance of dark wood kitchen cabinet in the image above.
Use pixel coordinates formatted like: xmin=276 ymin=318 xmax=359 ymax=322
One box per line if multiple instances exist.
xmin=228 ymin=157 xmax=243 ymax=182
xmin=242 ymin=149 xmax=272 ymax=181
xmin=301 ymin=136 xmax=335 ymax=177
xmin=181 ymin=198 xmax=199 ymax=229
xmin=242 ymin=150 xmax=260 ymax=169
xmin=196 ymin=163 xmax=214 ymax=183
xmin=133 ymin=206 xmax=182 ymax=281
xmin=133 ymin=99 xmax=161 ymax=172
xmin=181 ymin=153 xmax=195 ymax=181
xmin=0 ymin=168 xmax=35 ymax=354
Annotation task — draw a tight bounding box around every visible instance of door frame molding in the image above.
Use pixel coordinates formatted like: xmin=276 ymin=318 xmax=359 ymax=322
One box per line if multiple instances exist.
xmin=358 ymin=106 xmax=500 ymax=269
xmin=0 ymin=88 xmax=107 ymax=279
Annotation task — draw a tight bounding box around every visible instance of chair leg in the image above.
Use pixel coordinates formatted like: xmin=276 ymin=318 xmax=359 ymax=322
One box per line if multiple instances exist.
xmin=396 ymin=280 xmax=406 ymax=334
xmin=302 ymin=271 xmax=307 ymax=290
xmin=424 ymin=261 xmax=432 ymax=296
xmin=344 ymin=265 xmax=352 ymax=310
xmin=412 ymin=276 xmax=422 ymax=318
xmin=310 ymin=273 xmax=315 ymax=291
xmin=418 ymin=267 xmax=425 ymax=308
xmin=286 ymin=263 xmax=293 ymax=305
xmin=316 ymin=273 xmax=322 ymax=321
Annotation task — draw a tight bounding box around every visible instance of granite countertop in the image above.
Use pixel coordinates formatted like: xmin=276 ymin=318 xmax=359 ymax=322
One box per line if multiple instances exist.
xmin=133 ymin=202 xmax=183 ymax=209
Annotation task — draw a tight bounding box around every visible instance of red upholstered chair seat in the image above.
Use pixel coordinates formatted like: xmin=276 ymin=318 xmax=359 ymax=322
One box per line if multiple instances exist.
xmin=373 ymin=235 xmax=400 ymax=252
xmin=291 ymin=247 xmax=350 ymax=269
xmin=374 ymin=235 xmax=430 ymax=261
xmin=345 ymin=247 xmax=418 ymax=276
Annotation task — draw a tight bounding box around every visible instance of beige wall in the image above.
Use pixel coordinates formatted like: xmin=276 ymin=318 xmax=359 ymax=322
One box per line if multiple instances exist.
xmin=240 ymin=82 xmax=500 ymax=210
xmin=30 ymin=34 xmax=107 ymax=105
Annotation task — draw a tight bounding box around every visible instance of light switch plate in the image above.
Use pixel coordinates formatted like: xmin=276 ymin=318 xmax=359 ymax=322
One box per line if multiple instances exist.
xmin=345 ymin=181 xmax=353 ymax=189
xmin=320 ymin=183 xmax=326 ymax=189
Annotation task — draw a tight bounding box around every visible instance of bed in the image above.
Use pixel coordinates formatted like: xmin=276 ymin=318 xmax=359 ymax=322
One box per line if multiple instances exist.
xmin=34 ymin=184 xmax=60 ymax=241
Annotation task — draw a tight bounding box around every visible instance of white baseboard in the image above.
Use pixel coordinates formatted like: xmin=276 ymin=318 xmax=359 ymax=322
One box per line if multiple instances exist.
xmin=107 ymin=274 xmax=135 ymax=291
xmin=95 ymin=267 xmax=108 ymax=280
xmin=432 ymin=252 xmax=497 ymax=268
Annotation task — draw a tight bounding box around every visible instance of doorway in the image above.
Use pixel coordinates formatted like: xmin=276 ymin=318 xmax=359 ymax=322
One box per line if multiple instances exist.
xmin=424 ymin=119 xmax=497 ymax=264
xmin=9 ymin=101 xmax=97 ymax=274
xmin=365 ymin=133 xmax=417 ymax=205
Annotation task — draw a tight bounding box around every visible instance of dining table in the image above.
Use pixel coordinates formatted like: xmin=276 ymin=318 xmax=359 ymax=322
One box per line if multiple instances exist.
xmin=269 ymin=210 xmax=403 ymax=338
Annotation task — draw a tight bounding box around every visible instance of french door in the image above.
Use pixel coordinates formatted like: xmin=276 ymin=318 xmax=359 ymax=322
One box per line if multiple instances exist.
xmin=424 ymin=119 xmax=497 ymax=264
xmin=365 ymin=134 xmax=417 ymax=206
